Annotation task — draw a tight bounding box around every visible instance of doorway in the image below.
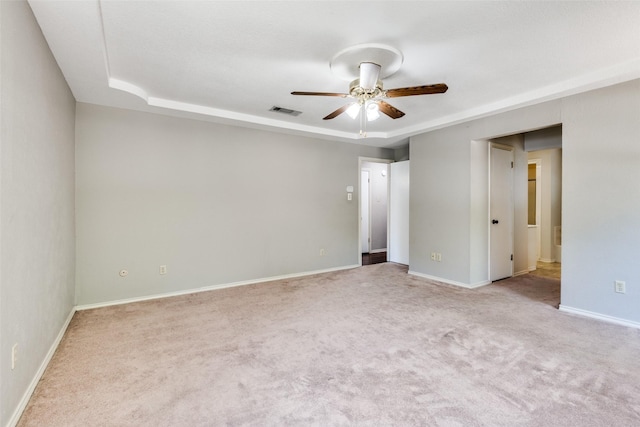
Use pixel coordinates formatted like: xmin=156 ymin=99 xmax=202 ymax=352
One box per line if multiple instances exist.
xmin=527 ymin=147 xmax=562 ymax=279
xmin=487 ymin=125 xmax=562 ymax=282
xmin=359 ymin=159 xmax=391 ymax=265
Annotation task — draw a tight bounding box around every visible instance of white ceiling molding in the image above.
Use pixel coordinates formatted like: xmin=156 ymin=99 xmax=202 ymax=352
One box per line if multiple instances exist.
xmin=28 ymin=0 xmax=640 ymax=147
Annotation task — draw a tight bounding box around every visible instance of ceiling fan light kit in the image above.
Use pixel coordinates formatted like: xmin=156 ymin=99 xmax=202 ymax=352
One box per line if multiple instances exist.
xmin=291 ymin=43 xmax=448 ymax=137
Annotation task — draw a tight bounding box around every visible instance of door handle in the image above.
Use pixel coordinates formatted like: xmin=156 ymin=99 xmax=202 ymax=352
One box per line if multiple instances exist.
xmin=492 ymin=219 xmax=499 ymax=224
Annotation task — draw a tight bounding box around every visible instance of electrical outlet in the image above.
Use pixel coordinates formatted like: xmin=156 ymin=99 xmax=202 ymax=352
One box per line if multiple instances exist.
xmin=159 ymin=265 xmax=167 ymax=275
xmin=615 ymin=280 xmax=626 ymax=294
xmin=11 ymin=343 xmax=18 ymax=370
xmin=430 ymin=252 xmax=436 ymax=261
xmin=319 ymin=248 xmax=325 ymax=256
xmin=436 ymin=253 xmax=442 ymax=262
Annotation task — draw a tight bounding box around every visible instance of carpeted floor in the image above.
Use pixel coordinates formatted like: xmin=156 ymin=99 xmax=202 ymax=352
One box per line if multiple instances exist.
xmin=18 ymin=263 xmax=640 ymax=426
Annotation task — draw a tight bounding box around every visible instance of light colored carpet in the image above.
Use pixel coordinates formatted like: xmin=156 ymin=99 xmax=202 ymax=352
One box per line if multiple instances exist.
xmin=18 ymin=263 xmax=640 ymax=426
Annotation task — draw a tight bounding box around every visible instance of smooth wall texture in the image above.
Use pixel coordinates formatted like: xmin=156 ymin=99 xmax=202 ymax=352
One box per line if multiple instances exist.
xmin=76 ymin=103 xmax=392 ymax=305
xmin=0 ymin=1 xmax=76 ymax=425
xmin=561 ymin=80 xmax=640 ymax=323
xmin=389 ymin=161 xmax=409 ymax=265
xmin=411 ymin=101 xmax=560 ymax=286
xmin=410 ymin=79 xmax=640 ymax=325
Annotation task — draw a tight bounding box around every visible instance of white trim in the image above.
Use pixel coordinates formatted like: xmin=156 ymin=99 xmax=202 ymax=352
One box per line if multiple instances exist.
xmin=408 ymin=270 xmax=491 ymax=289
xmin=7 ymin=308 xmax=76 ymax=427
xmin=513 ymin=269 xmax=530 ymax=277
xmin=369 ymin=248 xmax=387 ymax=254
xmin=539 ymin=258 xmax=556 ymax=263
xmin=76 ymin=264 xmax=358 ymax=311
xmin=559 ymin=305 xmax=640 ymax=330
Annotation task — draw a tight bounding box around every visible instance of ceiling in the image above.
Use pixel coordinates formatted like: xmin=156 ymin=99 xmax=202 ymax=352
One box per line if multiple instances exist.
xmin=28 ymin=1 xmax=640 ymax=148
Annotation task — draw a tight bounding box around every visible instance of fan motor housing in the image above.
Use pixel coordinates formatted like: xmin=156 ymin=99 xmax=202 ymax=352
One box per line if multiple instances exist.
xmin=349 ymin=79 xmax=385 ymax=100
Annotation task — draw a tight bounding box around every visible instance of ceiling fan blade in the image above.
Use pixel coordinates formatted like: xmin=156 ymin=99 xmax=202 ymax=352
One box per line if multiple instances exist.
xmin=323 ymin=104 xmax=352 ymax=120
xmin=378 ymin=101 xmax=405 ymax=119
xmin=385 ymin=83 xmax=448 ymax=98
xmin=291 ymin=91 xmax=348 ymax=97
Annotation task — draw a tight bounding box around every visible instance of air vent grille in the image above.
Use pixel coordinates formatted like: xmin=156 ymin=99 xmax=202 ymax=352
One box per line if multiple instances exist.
xmin=270 ymin=106 xmax=302 ymax=116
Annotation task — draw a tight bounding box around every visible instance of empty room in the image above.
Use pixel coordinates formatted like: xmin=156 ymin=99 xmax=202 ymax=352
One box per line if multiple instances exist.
xmin=2 ymin=1 xmax=640 ymax=426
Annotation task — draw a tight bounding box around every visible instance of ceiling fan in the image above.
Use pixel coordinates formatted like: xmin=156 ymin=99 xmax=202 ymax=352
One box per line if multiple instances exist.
xmin=291 ymin=62 xmax=447 ymax=134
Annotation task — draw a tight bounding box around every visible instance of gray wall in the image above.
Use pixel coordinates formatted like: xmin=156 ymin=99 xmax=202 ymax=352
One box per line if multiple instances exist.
xmin=524 ymin=125 xmax=562 ymax=152
xmin=561 ymin=80 xmax=640 ymax=323
xmin=410 ymin=125 xmax=473 ymax=284
xmin=0 ymin=1 xmax=76 ymax=425
xmin=76 ymin=103 xmax=393 ymax=305
xmin=409 ymin=79 xmax=640 ymax=324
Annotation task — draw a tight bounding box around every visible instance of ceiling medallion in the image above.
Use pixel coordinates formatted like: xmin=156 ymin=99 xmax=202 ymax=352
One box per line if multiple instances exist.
xmin=330 ymin=43 xmax=403 ymax=81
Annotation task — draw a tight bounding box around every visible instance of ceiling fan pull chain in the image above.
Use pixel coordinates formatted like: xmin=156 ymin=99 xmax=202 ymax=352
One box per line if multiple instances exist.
xmin=359 ymin=103 xmax=367 ymax=137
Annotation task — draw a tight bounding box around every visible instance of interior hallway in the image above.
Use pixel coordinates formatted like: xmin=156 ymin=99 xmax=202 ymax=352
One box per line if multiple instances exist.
xmin=362 ymin=252 xmax=388 ymax=266
xmin=529 ymin=261 xmax=561 ymax=280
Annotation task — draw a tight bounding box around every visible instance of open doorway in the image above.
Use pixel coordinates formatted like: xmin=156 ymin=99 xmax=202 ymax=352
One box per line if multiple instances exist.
xmin=527 ymin=147 xmax=562 ymax=280
xmin=488 ymin=125 xmax=562 ymax=282
xmin=360 ymin=159 xmax=391 ymax=265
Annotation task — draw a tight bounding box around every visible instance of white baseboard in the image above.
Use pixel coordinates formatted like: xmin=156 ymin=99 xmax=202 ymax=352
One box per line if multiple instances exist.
xmin=513 ymin=269 xmax=529 ymax=277
xmin=559 ymin=304 xmax=640 ymax=330
xmin=369 ymin=248 xmax=387 ymax=254
xmin=76 ymin=264 xmax=359 ymax=311
xmin=539 ymin=258 xmax=556 ymax=263
xmin=528 ymin=265 xmax=537 ymax=271
xmin=7 ymin=307 xmax=76 ymax=427
xmin=408 ymin=270 xmax=491 ymax=289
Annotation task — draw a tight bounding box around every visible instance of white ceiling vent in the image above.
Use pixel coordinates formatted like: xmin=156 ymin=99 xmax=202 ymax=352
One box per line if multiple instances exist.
xmin=270 ymin=106 xmax=302 ymax=117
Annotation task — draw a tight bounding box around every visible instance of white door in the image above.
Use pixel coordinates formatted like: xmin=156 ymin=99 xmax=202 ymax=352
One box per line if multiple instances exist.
xmin=490 ymin=145 xmax=514 ymax=281
xmin=361 ymin=169 xmax=370 ymax=253
xmin=389 ymin=161 xmax=409 ymax=264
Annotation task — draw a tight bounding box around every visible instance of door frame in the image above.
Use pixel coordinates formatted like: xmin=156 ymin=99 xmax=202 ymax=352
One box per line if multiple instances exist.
xmin=488 ymin=143 xmax=515 ymax=281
